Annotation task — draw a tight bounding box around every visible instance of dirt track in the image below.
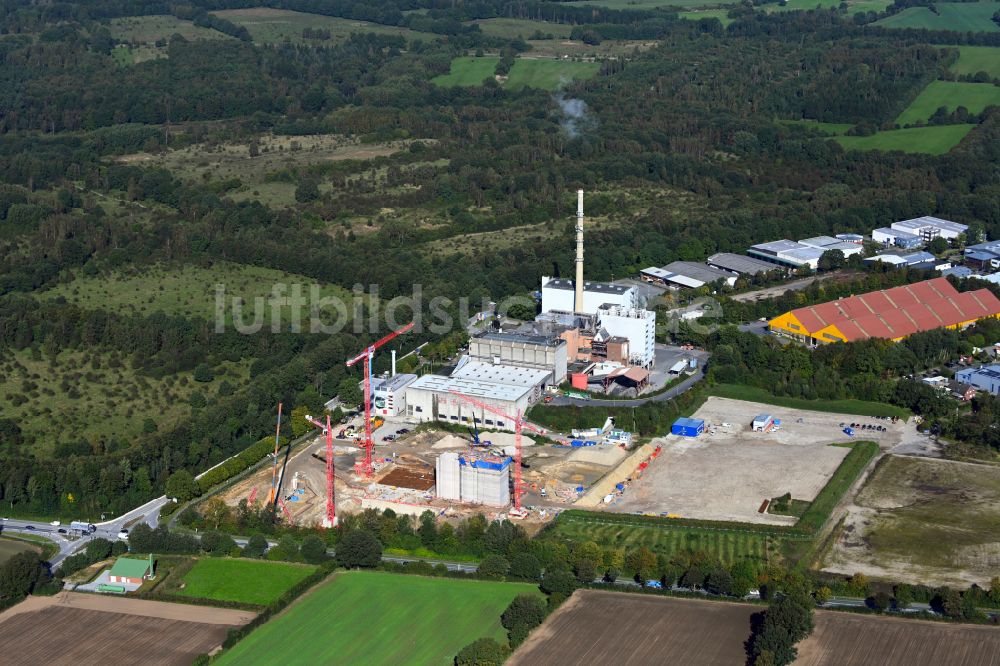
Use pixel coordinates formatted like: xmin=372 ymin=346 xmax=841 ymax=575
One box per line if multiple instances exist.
xmin=0 ymin=593 xmax=253 ymax=666
xmin=0 ymin=591 xmax=255 ymax=625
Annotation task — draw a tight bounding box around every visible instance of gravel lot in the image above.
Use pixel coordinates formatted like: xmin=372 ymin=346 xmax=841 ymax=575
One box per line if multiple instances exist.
xmin=606 ymin=397 xmax=902 ymax=524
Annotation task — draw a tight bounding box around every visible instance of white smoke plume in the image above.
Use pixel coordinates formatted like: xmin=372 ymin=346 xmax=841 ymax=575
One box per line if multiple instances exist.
xmin=554 ymin=81 xmax=596 ymax=139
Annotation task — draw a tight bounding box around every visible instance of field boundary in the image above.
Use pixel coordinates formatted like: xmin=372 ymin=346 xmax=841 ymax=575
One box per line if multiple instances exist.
xmin=706 ymin=384 xmax=910 ymax=419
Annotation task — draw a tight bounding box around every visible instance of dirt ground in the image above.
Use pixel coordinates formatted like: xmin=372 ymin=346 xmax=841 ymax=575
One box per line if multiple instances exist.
xmin=511 ymin=589 xmax=1000 ymax=666
xmin=0 ymin=593 xmax=252 ymax=666
xmin=796 ymin=610 xmax=1000 ymax=665
xmin=607 ymin=398 xmax=901 ymax=523
xmin=509 ymin=590 xmax=757 ymax=666
xmin=216 ymin=412 xmax=624 ymax=525
xmin=822 ymin=455 xmax=1000 ymax=587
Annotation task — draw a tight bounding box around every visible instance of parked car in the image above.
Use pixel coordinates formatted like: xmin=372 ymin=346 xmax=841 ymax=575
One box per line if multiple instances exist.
xmin=382 ymin=435 xmax=396 ymax=442
xmin=395 ymin=428 xmax=410 ymax=435
xmin=49 ymin=520 xmax=61 ymax=526
xmin=118 ymin=529 xmax=129 ymax=539
xmin=543 ymin=395 xmax=554 ymax=403
xmin=57 ymin=528 xmax=67 ymax=534
xmin=24 ymin=525 xmax=35 ymax=530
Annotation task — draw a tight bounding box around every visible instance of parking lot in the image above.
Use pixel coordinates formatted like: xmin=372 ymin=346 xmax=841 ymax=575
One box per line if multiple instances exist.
xmin=606 ymin=397 xmax=902 ymax=524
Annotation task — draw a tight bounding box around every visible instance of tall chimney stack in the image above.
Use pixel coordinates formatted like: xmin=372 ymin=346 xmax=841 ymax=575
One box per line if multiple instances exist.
xmin=574 ymin=189 xmax=585 ymax=313
xmin=391 ymin=349 xmax=396 ymax=377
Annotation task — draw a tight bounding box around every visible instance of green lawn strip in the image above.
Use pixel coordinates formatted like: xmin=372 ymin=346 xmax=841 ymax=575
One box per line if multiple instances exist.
xmin=795 ymin=441 xmax=879 ymax=533
xmin=432 ymin=56 xmax=500 ymax=87
xmin=177 ymin=558 xmax=317 ymax=606
xmin=874 ymin=2 xmax=1000 ymax=32
xmin=778 ymin=119 xmax=854 ymax=135
xmin=215 ymin=571 xmax=541 ymax=665
xmin=706 ymin=384 xmax=910 ymax=419
xmin=834 ymin=125 xmax=974 ymax=155
xmin=678 ymin=9 xmax=735 ymax=24
xmin=948 ymin=45 xmax=1000 ymax=77
xmin=896 ymin=81 xmax=1000 ymax=125
xmin=506 ymin=59 xmax=601 ymax=90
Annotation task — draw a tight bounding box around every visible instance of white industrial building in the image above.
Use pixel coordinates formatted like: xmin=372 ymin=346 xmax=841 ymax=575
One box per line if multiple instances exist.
xmin=797 ymin=236 xmax=864 ymax=258
xmin=747 ymin=240 xmax=825 ymax=269
xmin=541 ymin=277 xmax=637 ymax=315
xmin=891 ymin=216 xmax=967 ymax=241
xmin=404 ymin=372 xmax=539 ymax=431
xmin=872 ymin=227 xmax=923 ymax=249
xmin=468 ymin=331 xmax=567 ymax=384
xmin=640 ymin=261 xmax=737 ymax=289
xmin=435 ymin=451 xmax=510 ymax=506
xmin=597 ymin=305 xmax=656 ymax=368
xmin=371 ymin=373 xmax=417 ymax=417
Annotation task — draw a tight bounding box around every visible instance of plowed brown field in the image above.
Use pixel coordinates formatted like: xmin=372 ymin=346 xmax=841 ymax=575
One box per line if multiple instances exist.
xmin=0 ymin=593 xmax=252 ymax=666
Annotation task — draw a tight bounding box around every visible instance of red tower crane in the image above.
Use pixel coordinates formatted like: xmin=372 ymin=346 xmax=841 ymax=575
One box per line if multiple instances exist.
xmin=346 ymin=322 xmax=415 ymax=477
xmin=446 ymin=390 xmax=546 ymax=518
xmin=304 ymin=413 xmax=337 ymax=527
xmin=267 ymin=403 xmax=283 ymax=504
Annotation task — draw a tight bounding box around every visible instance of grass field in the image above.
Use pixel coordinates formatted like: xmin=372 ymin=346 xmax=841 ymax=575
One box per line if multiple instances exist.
xmin=42 ymin=261 xmax=350 ymax=323
xmin=211 ymin=8 xmax=427 ymax=44
xmin=678 ymin=9 xmax=735 ymax=25
xmin=107 ymin=15 xmax=232 ymax=44
xmin=874 ymin=2 xmax=1000 ymax=32
xmin=177 ymin=559 xmax=317 ymax=606
xmin=432 ymin=56 xmax=500 ymax=87
xmin=470 ymin=18 xmax=572 ymax=38
xmin=779 ymin=119 xmax=855 ymax=135
xmin=216 ymin=571 xmax=542 ymax=665
xmin=0 ymin=348 xmax=250 ymax=455
xmin=835 ymin=124 xmax=975 ymax=154
xmin=825 ymin=456 xmax=1000 ymax=586
xmin=565 ymin=0 xmax=725 ymax=8
xmin=551 ymin=516 xmax=777 ymax=564
xmin=0 ymin=538 xmax=40 ymax=564
xmin=896 ymin=80 xmax=1000 ymax=125
xmin=433 ymin=56 xmax=600 ymax=90
xmin=764 ymin=0 xmax=893 ymax=12
xmin=506 ymin=59 xmax=601 ymax=90
xmin=706 ymin=384 xmax=910 ymax=419
xmin=948 ymin=45 xmax=1000 ymax=77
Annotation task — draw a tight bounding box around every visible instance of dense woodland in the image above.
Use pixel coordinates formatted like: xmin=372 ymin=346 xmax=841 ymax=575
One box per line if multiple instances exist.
xmin=1 ymin=0 xmax=1000 ymax=518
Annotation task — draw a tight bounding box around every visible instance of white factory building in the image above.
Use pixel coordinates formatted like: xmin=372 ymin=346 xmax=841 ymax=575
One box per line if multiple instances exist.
xmin=371 ymin=373 xmax=417 ymax=417
xmin=597 ymin=305 xmax=656 ymax=368
xmin=747 ymin=236 xmax=861 ymax=270
xmin=872 ymin=226 xmax=923 ymax=249
xmin=468 ymin=331 xmax=568 ymax=384
xmin=540 ymin=277 xmax=637 ymax=315
xmin=404 ymin=360 xmax=548 ymax=431
xmin=748 ymin=240 xmax=826 ymax=269
xmin=890 ymin=216 xmax=967 ymax=241
xmin=706 ymin=252 xmax=782 ymax=276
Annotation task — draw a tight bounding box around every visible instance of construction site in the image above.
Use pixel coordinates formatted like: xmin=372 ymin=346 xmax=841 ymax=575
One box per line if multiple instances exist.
xmin=602 ymin=397 xmax=911 ymax=524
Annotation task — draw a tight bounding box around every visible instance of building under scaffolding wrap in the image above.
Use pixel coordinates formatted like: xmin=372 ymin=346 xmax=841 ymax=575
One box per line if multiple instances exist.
xmin=434 ymin=451 xmax=511 ymax=507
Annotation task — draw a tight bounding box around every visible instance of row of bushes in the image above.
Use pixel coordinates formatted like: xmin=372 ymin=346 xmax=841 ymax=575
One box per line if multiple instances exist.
xmin=795 ymin=441 xmax=879 ymax=533
xmin=557 ymin=509 xmax=814 ymax=538
xmin=195 ymin=435 xmax=288 ymax=495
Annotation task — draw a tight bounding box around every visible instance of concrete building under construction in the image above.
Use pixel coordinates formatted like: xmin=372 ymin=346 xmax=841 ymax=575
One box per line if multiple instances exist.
xmin=435 ymin=450 xmax=511 ymax=507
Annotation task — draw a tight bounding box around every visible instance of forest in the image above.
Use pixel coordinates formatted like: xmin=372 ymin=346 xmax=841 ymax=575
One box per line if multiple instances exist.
xmin=1 ymin=0 xmax=1000 ymax=518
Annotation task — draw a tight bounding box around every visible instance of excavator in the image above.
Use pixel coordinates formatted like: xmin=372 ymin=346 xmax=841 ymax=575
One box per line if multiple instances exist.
xmin=469 ymin=414 xmax=492 ymax=448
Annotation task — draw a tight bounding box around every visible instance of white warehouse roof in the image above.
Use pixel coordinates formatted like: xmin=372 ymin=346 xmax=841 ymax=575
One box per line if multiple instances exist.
xmin=450 ymin=360 xmax=550 ymax=387
xmin=406 ymin=374 xmax=533 ymax=403
xmin=892 ymin=216 xmax=967 ymax=235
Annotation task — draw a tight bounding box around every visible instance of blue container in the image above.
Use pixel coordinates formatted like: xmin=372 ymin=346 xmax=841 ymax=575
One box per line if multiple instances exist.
xmin=576 ymin=486 xmax=584 ymax=493
xmin=615 ymin=483 xmax=625 ymax=491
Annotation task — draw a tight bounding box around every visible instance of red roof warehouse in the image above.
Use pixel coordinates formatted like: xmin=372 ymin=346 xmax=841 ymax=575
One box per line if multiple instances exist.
xmin=769 ymin=277 xmax=1000 ymax=343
